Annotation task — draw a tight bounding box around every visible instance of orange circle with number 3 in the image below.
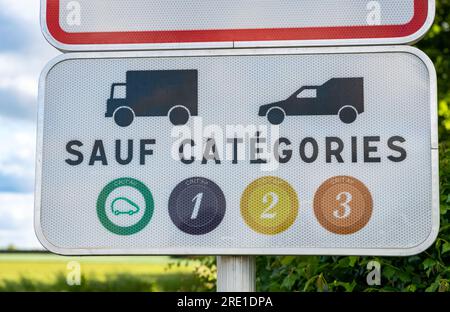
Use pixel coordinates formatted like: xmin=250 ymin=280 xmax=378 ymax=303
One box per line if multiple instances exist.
xmin=314 ymin=176 xmax=373 ymax=235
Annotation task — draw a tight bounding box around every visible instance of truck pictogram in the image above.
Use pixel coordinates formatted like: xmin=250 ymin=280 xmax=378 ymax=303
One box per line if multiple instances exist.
xmin=106 ymin=70 xmax=198 ymax=127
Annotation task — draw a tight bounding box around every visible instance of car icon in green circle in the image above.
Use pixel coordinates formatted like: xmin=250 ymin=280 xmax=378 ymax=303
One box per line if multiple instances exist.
xmin=111 ymin=197 xmax=141 ymax=216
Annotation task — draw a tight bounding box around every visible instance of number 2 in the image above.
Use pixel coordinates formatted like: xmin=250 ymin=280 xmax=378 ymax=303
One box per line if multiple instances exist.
xmin=191 ymin=193 xmax=203 ymax=219
xmin=261 ymin=192 xmax=279 ymax=219
xmin=334 ymin=192 xmax=352 ymax=219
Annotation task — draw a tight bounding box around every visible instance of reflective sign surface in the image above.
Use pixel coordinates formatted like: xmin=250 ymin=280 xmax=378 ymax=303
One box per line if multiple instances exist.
xmin=36 ymin=47 xmax=438 ymax=255
xmin=41 ymin=0 xmax=435 ymax=50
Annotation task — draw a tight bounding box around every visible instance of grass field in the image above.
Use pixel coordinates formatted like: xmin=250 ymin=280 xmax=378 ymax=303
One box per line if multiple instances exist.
xmin=0 ymin=253 xmax=203 ymax=292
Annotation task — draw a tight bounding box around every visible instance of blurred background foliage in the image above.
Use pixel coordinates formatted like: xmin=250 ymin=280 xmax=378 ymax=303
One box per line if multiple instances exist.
xmin=194 ymin=0 xmax=450 ymax=292
xmin=431 ymin=1 xmax=450 ymax=138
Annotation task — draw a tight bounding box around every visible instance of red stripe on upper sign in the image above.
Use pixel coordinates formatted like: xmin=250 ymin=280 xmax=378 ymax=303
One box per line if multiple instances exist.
xmin=46 ymin=0 xmax=429 ymax=45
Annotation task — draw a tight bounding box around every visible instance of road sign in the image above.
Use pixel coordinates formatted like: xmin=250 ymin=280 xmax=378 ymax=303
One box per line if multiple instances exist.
xmin=35 ymin=47 xmax=438 ymax=256
xmin=41 ymin=0 xmax=435 ymax=51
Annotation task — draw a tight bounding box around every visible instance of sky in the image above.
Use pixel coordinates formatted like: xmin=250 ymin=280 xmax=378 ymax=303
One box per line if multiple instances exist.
xmin=0 ymin=0 xmax=59 ymax=249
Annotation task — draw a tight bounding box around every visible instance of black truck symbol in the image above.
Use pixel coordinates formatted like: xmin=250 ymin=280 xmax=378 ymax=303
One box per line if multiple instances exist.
xmin=106 ymin=70 xmax=198 ymax=127
xmin=259 ymin=78 xmax=364 ymax=125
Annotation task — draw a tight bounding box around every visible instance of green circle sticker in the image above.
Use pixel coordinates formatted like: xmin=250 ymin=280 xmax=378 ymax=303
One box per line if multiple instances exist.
xmin=97 ymin=178 xmax=154 ymax=235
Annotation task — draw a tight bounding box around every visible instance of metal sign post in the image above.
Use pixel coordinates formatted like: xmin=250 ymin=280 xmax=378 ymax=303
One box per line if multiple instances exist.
xmin=217 ymin=256 xmax=256 ymax=292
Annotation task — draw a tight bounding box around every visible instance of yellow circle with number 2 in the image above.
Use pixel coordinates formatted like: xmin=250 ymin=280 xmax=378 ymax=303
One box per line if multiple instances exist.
xmin=241 ymin=177 xmax=299 ymax=235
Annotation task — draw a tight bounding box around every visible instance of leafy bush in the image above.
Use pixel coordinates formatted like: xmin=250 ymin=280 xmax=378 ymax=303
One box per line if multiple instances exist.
xmin=422 ymin=1 xmax=450 ymax=137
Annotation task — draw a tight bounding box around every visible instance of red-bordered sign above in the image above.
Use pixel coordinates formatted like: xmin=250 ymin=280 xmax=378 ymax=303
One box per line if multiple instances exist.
xmin=42 ymin=0 xmax=435 ymax=51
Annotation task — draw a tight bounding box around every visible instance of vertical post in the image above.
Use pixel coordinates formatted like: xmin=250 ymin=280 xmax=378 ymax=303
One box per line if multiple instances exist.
xmin=217 ymin=256 xmax=256 ymax=292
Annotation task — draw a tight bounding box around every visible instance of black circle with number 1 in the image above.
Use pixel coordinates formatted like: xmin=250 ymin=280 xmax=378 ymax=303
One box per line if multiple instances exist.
xmin=169 ymin=177 xmax=226 ymax=235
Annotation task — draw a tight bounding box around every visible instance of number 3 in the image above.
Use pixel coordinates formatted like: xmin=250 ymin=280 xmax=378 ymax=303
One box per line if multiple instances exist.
xmin=334 ymin=192 xmax=352 ymax=219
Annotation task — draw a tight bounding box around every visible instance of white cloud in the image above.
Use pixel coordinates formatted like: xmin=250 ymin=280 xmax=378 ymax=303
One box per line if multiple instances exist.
xmin=0 ymin=1 xmax=58 ymax=248
xmin=0 ymin=116 xmax=35 ymax=181
xmin=0 ymin=0 xmax=41 ymax=23
xmin=0 ymin=192 xmax=41 ymax=249
xmin=0 ymin=0 xmax=60 ymax=119
xmin=0 ymin=53 xmax=40 ymax=99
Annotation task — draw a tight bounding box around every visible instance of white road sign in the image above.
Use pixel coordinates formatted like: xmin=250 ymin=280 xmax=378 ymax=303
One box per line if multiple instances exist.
xmin=35 ymin=47 xmax=438 ymax=255
xmin=41 ymin=0 xmax=435 ymax=50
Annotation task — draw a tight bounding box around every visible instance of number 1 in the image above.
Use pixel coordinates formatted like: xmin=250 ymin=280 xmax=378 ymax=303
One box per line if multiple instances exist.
xmin=191 ymin=193 xmax=203 ymax=219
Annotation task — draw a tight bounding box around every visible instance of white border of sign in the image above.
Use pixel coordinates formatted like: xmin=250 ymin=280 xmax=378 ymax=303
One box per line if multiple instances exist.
xmin=40 ymin=0 xmax=436 ymax=51
xmin=35 ymin=46 xmax=439 ymax=256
